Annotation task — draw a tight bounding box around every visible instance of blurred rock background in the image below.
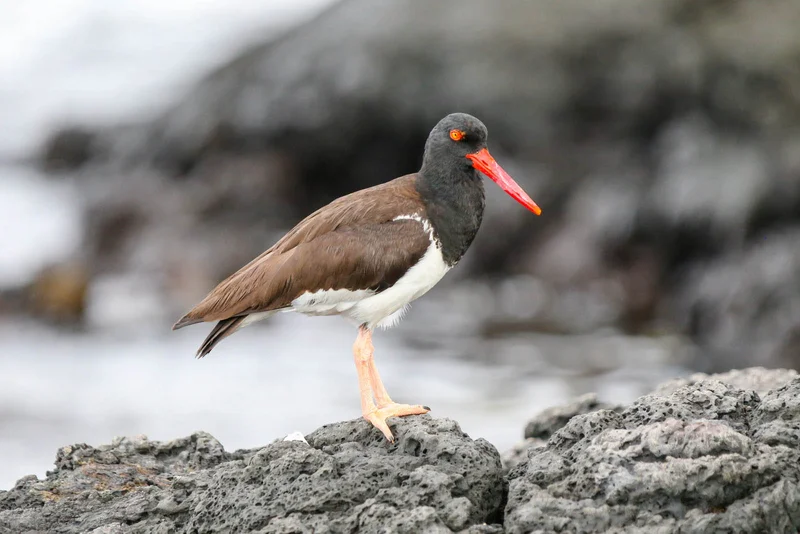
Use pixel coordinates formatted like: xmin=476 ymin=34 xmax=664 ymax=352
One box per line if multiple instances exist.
xmin=1 ymin=0 xmax=799 ymax=488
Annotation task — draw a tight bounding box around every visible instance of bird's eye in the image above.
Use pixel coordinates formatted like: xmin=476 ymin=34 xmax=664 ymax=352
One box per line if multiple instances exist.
xmin=449 ymin=129 xmax=465 ymax=142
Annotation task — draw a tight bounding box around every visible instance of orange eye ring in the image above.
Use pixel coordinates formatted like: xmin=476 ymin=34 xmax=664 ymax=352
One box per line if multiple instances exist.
xmin=449 ymin=129 xmax=465 ymax=141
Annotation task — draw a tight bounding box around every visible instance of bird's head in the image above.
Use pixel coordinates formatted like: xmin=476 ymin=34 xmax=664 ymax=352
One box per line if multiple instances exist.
xmin=423 ymin=113 xmax=541 ymax=215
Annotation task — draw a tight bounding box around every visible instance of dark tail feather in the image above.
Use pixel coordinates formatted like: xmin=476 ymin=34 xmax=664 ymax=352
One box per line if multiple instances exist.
xmin=196 ymin=316 xmax=246 ymax=358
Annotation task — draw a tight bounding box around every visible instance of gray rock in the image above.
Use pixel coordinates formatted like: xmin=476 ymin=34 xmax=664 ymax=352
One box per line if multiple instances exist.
xmin=0 ymin=432 xmax=239 ymax=534
xmin=501 ymin=393 xmax=623 ymax=474
xmin=524 ymin=393 xmax=622 ymax=440
xmin=0 ymin=416 xmax=504 ymax=533
xmin=506 ymin=368 xmax=800 ymax=533
xmin=671 ymin=229 xmax=800 ymax=371
xmin=501 ymin=438 xmax=544 ymax=474
xmin=39 ymin=126 xmax=97 ymax=172
xmin=3 ymin=368 xmax=800 ymax=532
xmin=654 ymin=366 xmax=800 ymax=397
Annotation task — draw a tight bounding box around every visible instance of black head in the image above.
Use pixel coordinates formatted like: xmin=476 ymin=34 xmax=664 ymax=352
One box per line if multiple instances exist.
xmin=421 ymin=113 xmax=489 ymax=171
xmin=419 ymin=112 xmax=542 ymax=215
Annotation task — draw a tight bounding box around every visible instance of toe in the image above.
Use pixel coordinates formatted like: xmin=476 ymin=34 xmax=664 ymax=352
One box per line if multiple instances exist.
xmin=363 ymin=403 xmax=429 ymax=442
xmin=392 ymin=404 xmax=430 ymax=417
xmin=364 ymin=413 xmax=395 ymax=442
xmin=380 ymin=403 xmax=429 ymax=417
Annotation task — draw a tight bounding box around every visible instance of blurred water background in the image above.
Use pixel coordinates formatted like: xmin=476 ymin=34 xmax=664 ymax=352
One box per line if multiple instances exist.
xmin=2 ymin=0 xmax=799 ymax=489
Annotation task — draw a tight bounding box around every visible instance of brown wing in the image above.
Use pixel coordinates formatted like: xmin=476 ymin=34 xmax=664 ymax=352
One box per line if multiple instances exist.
xmin=173 ymin=174 xmax=427 ymax=328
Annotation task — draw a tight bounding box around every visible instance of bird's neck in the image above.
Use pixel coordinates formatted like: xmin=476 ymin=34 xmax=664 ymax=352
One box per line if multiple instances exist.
xmin=417 ymin=157 xmax=486 ymax=267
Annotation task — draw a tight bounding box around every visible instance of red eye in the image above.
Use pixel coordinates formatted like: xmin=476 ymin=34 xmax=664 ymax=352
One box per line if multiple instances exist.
xmin=449 ymin=129 xmax=465 ymax=141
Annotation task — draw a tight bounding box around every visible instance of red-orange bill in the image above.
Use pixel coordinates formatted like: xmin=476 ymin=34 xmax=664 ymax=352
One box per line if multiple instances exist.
xmin=466 ymin=148 xmax=542 ymax=215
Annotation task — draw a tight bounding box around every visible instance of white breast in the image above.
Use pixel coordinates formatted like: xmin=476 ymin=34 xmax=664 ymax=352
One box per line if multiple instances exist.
xmin=346 ymin=214 xmax=451 ymax=329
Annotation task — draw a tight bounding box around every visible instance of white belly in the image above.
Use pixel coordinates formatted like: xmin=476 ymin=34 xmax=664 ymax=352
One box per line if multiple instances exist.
xmin=346 ymin=238 xmax=450 ymax=328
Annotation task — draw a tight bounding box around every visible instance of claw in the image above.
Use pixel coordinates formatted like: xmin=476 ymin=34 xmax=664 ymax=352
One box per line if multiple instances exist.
xmin=364 ymin=403 xmax=430 ymax=442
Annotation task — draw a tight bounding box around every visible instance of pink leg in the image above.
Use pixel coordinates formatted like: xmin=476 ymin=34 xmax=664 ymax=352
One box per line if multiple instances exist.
xmin=352 ymin=326 xmax=429 ymax=442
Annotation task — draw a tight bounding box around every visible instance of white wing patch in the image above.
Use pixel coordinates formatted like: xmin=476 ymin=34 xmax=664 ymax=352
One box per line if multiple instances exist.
xmin=291 ymin=288 xmax=376 ymax=316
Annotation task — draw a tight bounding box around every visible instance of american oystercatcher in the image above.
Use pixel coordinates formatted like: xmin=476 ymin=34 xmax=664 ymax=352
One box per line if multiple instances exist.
xmin=173 ymin=113 xmax=541 ymax=441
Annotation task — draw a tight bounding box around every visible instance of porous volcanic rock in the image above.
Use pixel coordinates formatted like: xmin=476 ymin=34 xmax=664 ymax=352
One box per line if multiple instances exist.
xmin=506 ymin=368 xmax=800 ymax=533
xmin=0 ymin=416 xmax=505 ymax=533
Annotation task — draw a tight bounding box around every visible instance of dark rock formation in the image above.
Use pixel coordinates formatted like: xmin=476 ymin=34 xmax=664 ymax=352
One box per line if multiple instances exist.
xmin=506 ymin=368 xmax=800 ymax=533
xmin=34 ymin=0 xmax=800 ymax=369
xmin=523 ymin=393 xmax=622 ymax=441
xmin=0 ymin=416 xmax=505 ymax=533
xmin=39 ymin=127 xmax=97 ymax=172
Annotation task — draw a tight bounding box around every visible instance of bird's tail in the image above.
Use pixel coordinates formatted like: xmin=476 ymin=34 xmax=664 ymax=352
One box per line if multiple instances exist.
xmin=196 ymin=316 xmax=246 ymax=358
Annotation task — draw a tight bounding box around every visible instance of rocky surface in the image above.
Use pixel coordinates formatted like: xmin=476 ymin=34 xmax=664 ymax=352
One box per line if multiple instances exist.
xmin=502 ymin=393 xmax=624 ymax=473
xmin=523 ymin=393 xmax=622 ymax=442
xmin=26 ymin=0 xmax=800 ymax=370
xmin=3 ymin=367 xmax=800 ymax=533
xmin=507 ymin=367 xmax=800 ymax=533
xmin=0 ymin=417 xmax=504 ymax=533
xmin=653 ymin=366 xmax=800 ymax=397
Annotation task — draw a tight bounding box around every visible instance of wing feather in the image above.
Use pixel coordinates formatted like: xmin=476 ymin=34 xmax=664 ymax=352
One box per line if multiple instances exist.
xmin=173 ymin=175 xmax=427 ymax=328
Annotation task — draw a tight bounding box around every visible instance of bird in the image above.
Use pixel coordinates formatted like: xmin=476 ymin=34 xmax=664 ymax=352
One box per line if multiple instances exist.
xmin=172 ymin=112 xmax=541 ymax=442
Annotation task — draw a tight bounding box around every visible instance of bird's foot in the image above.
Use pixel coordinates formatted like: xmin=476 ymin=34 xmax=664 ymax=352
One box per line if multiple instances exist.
xmin=364 ymin=403 xmax=430 ymax=442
